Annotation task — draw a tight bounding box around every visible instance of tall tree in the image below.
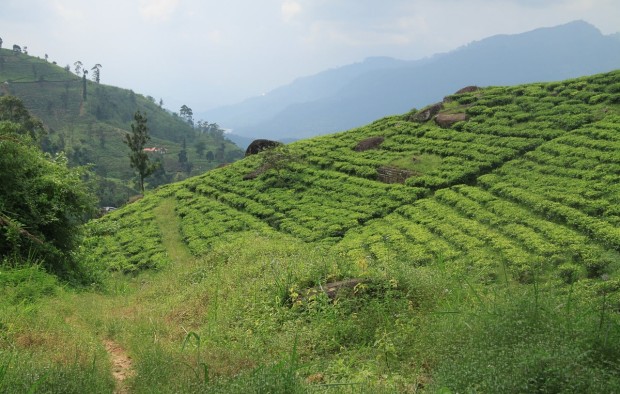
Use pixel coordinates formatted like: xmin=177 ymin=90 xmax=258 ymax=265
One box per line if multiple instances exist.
xmin=82 ymin=70 xmax=88 ymax=100
xmin=74 ymin=60 xmax=83 ymax=76
xmin=12 ymin=44 xmax=21 ymax=54
xmin=91 ymin=64 xmax=102 ymax=83
xmin=0 ymin=37 xmax=3 ymax=49
xmin=124 ymin=111 xmax=157 ymax=193
xmin=179 ymin=104 xmax=194 ymax=126
xmin=194 ymin=140 xmax=207 ymax=158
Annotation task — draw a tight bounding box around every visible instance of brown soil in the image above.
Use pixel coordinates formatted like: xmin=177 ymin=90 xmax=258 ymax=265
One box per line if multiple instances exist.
xmin=354 ymin=136 xmax=384 ymax=152
xmin=104 ymin=339 xmax=135 ymax=393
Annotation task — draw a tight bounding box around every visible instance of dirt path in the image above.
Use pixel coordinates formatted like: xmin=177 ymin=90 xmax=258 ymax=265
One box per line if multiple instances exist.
xmin=99 ymin=199 xmax=188 ymax=393
xmin=104 ymin=339 xmax=135 ymax=393
xmin=154 ymin=198 xmax=194 ymax=264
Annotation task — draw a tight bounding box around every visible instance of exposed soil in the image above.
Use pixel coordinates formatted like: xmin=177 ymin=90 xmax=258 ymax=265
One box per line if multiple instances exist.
xmin=354 ymin=136 xmax=384 ymax=151
xmin=104 ymin=339 xmax=135 ymax=393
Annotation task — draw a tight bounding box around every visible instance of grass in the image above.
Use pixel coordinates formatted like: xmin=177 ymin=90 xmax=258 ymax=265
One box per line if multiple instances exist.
xmin=389 ymin=153 xmax=443 ymax=174
xmin=2 ymin=212 xmax=620 ymax=392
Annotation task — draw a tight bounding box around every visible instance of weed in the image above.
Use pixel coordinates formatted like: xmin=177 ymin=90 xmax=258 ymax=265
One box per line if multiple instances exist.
xmin=182 ymin=331 xmax=210 ymax=385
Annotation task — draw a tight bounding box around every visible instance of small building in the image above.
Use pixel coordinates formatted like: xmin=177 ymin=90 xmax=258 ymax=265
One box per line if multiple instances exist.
xmin=143 ymin=147 xmax=167 ymax=154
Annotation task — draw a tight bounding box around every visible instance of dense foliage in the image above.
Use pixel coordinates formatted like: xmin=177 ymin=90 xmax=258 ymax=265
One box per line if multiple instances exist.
xmin=0 ymin=97 xmax=96 ymax=276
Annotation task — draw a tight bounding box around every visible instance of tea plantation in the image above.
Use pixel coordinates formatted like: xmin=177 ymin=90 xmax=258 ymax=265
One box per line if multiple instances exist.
xmin=3 ymin=70 xmax=620 ymax=393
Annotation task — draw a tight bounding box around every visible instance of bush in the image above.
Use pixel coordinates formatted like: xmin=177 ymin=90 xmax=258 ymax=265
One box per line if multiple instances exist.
xmin=0 ymin=101 xmax=97 ymax=277
xmin=0 ymin=261 xmax=59 ymax=305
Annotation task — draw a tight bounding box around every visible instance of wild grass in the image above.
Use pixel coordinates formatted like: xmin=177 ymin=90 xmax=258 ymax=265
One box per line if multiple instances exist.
xmin=389 ymin=153 xmax=443 ymax=174
xmin=425 ymin=280 xmax=620 ymax=393
xmin=3 ymin=221 xmax=620 ymax=392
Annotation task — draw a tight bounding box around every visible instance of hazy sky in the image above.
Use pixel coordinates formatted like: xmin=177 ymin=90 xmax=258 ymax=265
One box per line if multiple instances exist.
xmin=1 ymin=0 xmax=619 ymax=114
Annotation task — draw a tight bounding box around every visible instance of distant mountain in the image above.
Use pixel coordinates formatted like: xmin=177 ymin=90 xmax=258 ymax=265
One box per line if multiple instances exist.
xmin=199 ymin=56 xmax=407 ymax=134
xmin=207 ymin=21 xmax=620 ymax=141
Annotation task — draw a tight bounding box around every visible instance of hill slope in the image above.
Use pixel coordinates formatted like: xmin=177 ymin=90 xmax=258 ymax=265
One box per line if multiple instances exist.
xmin=207 ymin=20 xmax=620 ymax=141
xmin=93 ymin=69 xmax=620 ymax=276
xmin=3 ymin=70 xmax=620 ymax=392
xmin=0 ymin=48 xmax=243 ymax=205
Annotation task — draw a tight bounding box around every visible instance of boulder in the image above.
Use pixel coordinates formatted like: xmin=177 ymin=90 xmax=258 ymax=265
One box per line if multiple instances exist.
xmin=435 ymin=113 xmax=469 ymax=128
xmin=455 ymin=85 xmax=480 ymax=94
xmin=408 ymin=102 xmax=444 ymax=123
xmin=245 ymin=139 xmax=283 ymax=157
xmin=354 ymin=136 xmax=384 ymax=152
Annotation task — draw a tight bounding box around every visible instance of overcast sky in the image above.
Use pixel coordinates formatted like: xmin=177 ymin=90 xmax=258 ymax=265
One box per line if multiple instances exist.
xmin=1 ymin=0 xmax=619 ymax=113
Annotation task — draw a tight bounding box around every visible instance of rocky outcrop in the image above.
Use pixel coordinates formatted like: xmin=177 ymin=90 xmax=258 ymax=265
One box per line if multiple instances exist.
xmin=408 ymin=102 xmax=443 ymax=123
xmin=245 ymin=139 xmax=283 ymax=156
xmin=354 ymin=136 xmax=384 ymax=152
xmin=455 ymin=85 xmax=480 ymax=94
xmin=377 ymin=166 xmax=415 ymax=184
xmin=435 ymin=113 xmax=469 ymax=128
xmin=444 ymin=86 xmax=480 ymax=103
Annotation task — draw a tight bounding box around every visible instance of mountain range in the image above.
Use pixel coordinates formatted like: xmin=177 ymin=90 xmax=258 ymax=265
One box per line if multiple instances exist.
xmin=202 ymin=20 xmax=620 ymax=143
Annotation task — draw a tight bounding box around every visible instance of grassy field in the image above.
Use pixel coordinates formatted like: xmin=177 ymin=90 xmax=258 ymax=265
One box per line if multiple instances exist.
xmin=2 ymin=70 xmax=620 ymax=392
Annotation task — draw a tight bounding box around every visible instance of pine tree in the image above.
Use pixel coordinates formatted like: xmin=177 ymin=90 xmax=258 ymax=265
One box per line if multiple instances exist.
xmin=124 ymin=111 xmax=157 ymax=192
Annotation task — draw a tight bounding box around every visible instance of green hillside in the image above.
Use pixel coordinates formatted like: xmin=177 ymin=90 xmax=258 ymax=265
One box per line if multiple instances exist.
xmin=0 ymin=48 xmax=243 ymax=206
xmin=3 ymin=71 xmax=620 ymax=392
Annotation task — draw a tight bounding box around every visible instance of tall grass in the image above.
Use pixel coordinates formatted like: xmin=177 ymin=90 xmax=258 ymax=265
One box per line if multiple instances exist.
xmin=425 ymin=279 xmax=620 ymax=393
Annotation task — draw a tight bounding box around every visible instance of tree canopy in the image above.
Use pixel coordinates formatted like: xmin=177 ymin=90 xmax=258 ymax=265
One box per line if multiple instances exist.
xmin=0 ymin=96 xmax=96 ymax=276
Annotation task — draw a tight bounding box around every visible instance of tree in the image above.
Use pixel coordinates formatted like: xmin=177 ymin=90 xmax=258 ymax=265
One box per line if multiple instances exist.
xmin=178 ymin=137 xmax=192 ymax=174
xmin=205 ymin=151 xmax=214 ymax=162
xmin=74 ymin=60 xmax=83 ymax=76
xmin=91 ymin=64 xmax=102 ymax=83
xmin=0 ymin=37 xmax=3 ymax=49
xmin=82 ymin=70 xmax=88 ymax=100
xmin=215 ymin=142 xmax=225 ymax=162
xmin=44 ymin=53 xmax=48 ymax=62
xmin=146 ymin=157 xmax=170 ymax=188
xmin=0 ymin=97 xmax=96 ymax=275
xmin=124 ymin=111 xmax=157 ymax=193
xmin=0 ymin=95 xmax=45 ymax=140
xmin=260 ymin=145 xmax=299 ymax=187
xmin=159 ymin=98 xmax=164 ymax=108
xmin=23 ymin=46 xmax=27 ymax=55
xmin=179 ymin=105 xmax=193 ymax=126
xmin=12 ymin=44 xmax=21 ymax=54
xmin=194 ymin=140 xmax=207 ymax=158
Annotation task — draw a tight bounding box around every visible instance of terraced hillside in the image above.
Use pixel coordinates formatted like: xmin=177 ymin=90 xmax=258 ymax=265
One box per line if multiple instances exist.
xmin=0 ymin=48 xmax=243 ymax=205
xmin=12 ymin=70 xmax=619 ymax=392
xmin=89 ymin=70 xmax=620 ymax=277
